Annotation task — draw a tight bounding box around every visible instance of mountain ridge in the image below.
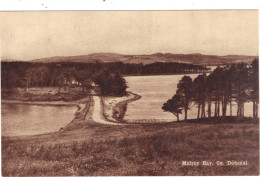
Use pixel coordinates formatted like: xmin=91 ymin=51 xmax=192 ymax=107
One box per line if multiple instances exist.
xmin=4 ymin=53 xmax=258 ymax=65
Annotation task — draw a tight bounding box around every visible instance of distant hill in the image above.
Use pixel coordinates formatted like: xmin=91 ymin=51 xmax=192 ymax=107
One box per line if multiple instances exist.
xmin=28 ymin=53 xmax=258 ymax=65
xmin=1 ymin=57 xmax=16 ymax=62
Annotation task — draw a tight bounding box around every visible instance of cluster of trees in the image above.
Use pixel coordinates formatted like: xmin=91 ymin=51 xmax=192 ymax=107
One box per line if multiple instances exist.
xmin=89 ymin=62 xmax=208 ymax=76
xmin=2 ymin=62 xmax=94 ymax=94
xmin=2 ymin=61 xmax=207 ymax=96
xmin=94 ymin=71 xmax=128 ymax=96
xmin=2 ymin=63 xmax=129 ymax=97
xmin=129 ymin=62 xmax=208 ymax=75
xmin=162 ymin=59 xmax=259 ymax=120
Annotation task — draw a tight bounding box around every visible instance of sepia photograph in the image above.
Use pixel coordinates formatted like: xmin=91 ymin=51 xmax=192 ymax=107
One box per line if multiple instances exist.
xmin=1 ymin=10 xmax=259 ymax=176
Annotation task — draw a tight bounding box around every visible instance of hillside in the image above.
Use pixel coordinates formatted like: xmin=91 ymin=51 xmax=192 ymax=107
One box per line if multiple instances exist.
xmin=29 ymin=53 xmax=258 ymax=65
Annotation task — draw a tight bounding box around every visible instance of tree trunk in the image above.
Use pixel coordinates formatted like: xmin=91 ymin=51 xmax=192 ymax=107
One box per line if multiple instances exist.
xmin=253 ymin=101 xmax=256 ymax=118
xmin=214 ymin=100 xmax=218 ymax=117
xmin=208 ymin=99 xmax=211 ymax=118
xmin=26 ymin=80 xmax=29 ymax=92
xmin=58 ymin=81 xmax=61 ymax=93
xmin=241 ymin=103 xmax=244 ymax=117
xmin=237 ymin=102 xmax=242 ymax=117
xmin=237 ymin=103 xmax=240 ymax=117
xmin=222 ymin=99 xmax=227 ymax=117
xmin=201 ymin=102 xmax=205 ymax=118
xmin=256 ymin=103 xmax=258 ymax=118
xmin=184 ymin=108 xmax=188 ymax=121
xmin=201 ymin=103 xmax=203 ymax=118
xmin=197 ymin=103 xmax=201 ymax=119
xmin=217 ymin=100 xmax=220 ymax=117
xmin=223 ymin=106 xmax=226 ymax=116
xmin=222 ymin=95 xmax=228 ymax=117
xmin=230 ymin=97 xmax=232 ymax=116
xmin=221 ymin=96 xmax=224 ymax=116
xmin=177 ymin=113 xmax=179 ymax=122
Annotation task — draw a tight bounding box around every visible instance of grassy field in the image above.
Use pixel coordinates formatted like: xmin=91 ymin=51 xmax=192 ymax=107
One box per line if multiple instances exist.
xmin=2 ymin=117 xmax=259 ymax=176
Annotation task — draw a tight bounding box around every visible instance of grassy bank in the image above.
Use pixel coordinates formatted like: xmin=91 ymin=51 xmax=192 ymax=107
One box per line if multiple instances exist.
xmin=2 ymin=118 xmax=259 ymax=176
xmin=2 ymin=86 xmax=88 ymax=102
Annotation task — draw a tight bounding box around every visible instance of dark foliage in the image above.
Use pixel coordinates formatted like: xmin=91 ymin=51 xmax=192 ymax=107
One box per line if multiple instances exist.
xmin=163 ymin=58 xmax=259 ymax=120
xmin=2 ymin=61 xmax=207 ymax=96
xmin=94 ymin=71 xmax=128 ymax=96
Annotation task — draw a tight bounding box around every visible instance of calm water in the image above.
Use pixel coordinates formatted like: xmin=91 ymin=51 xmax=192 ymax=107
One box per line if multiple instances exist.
xmin=1 ymin=103 xmax=77 ymax=136
xmin=124 ymin=74 xmax=254 ymax=121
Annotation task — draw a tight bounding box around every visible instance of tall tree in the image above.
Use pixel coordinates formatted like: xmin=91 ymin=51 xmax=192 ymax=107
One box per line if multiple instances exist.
xmin=192 ymin=74 xmax=207 ymax=118
xmin=112 ymin=73 xmax=128 ymax=96
xmin=94 ymin=71 xmax=128 ymax=96
xmin=162 ymin=94 xmax=183 ymax=121
xmin=234 ymin=63 xmax=250 ymax=117
xmin=206 ymin=73 xmax=214 ymax=118
xmin=249 ymin=59 xmax=259 ymax=118
xmin=75 ymin=70 xmax=92 ymax=93
xmin=225 ymin=65 xmax=236 ymax=116
xmin=23 ymin=68 xmax=34 ymax=92
xmin=176 ymin=76 xmax=193 ymax=120
xmin=220 ymin=68 xmax=230 ymax=117
xmin=210 ymin=67 xmax=222 ymax=117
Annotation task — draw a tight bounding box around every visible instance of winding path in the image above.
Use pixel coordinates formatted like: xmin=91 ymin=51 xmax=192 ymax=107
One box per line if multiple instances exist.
xmin=92 ymin=96 xmax=120 ymax=125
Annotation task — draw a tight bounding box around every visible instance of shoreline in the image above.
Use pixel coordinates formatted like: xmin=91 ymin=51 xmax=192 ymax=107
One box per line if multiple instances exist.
xmin=102 ymin=92 xmax=142 ymax=123
xmin=1 ymin=96 xmax=91 ymax=138
xmin=112 ymin=92 xmax=142 ymax=122
xmin=122 ymin=71 xmax=211 ymax=77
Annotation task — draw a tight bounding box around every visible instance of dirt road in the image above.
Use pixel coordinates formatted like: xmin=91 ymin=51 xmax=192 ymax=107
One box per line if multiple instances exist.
xmin=92 ymin=96 xmax=120 ymax=125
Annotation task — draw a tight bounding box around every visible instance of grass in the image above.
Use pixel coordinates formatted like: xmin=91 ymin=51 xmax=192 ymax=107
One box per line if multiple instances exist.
xmin=2 ymin=120 xmax=259 ymax=176
xmin=183 ymin=116 xmax=259 ymax=124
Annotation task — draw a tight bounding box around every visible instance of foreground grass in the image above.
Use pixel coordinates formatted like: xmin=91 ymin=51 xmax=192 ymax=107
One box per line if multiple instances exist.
xmin=2 ymin=118 xmax=259 ymax=176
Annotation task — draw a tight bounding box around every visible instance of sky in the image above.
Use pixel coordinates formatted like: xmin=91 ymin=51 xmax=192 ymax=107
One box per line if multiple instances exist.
xmin=0 ymin=10 xmax=258 ymax=61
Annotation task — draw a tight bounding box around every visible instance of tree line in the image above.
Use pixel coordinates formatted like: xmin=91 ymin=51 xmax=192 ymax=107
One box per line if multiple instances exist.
xmin=162 ymin=59 xmax=259 ymax=120
xmin=2 ymin=61 xmax=207 ymax=96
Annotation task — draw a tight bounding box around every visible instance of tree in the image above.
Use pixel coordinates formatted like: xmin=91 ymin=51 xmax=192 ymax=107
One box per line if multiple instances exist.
xmin=249 ymin=59 xmax=259 ymax=118
xmin=94 ymin=71 xmax=128 ymax=96
xmin=23 ymin=68 xmax=34 ymax=92
xmin=234 ymin=63 xmax=250 ymax=117
xmin=209 ymin=67 xmax=224 ymax=118
xmin=192 ymin=73 xmax=207 ymax=118
xmin=2 ymin=70 xmax=20 ymax=89
xmin=94 ymin=70 xmax=113 ymax=95
xmin=176 ymin=76 xmax=193 ymax=120
xmin=75 ymin=70 xmax=92 ymax=93
xmin=56 ymin=67 xmax=66 ymax=93
xmin=219 ymin=67 xmax=230 ymax=117
xmin=162 ymin=94 xmax=183 ymax=121
xmin=81 ymin=79 xmax=93 ymax=94
xmin=112 ymin=73 xmax=128 ymax=96
xmin=206 ymin=73 xmax=214 ymax=118
xmin=225 ymin=65 xmax=236 ymax=116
